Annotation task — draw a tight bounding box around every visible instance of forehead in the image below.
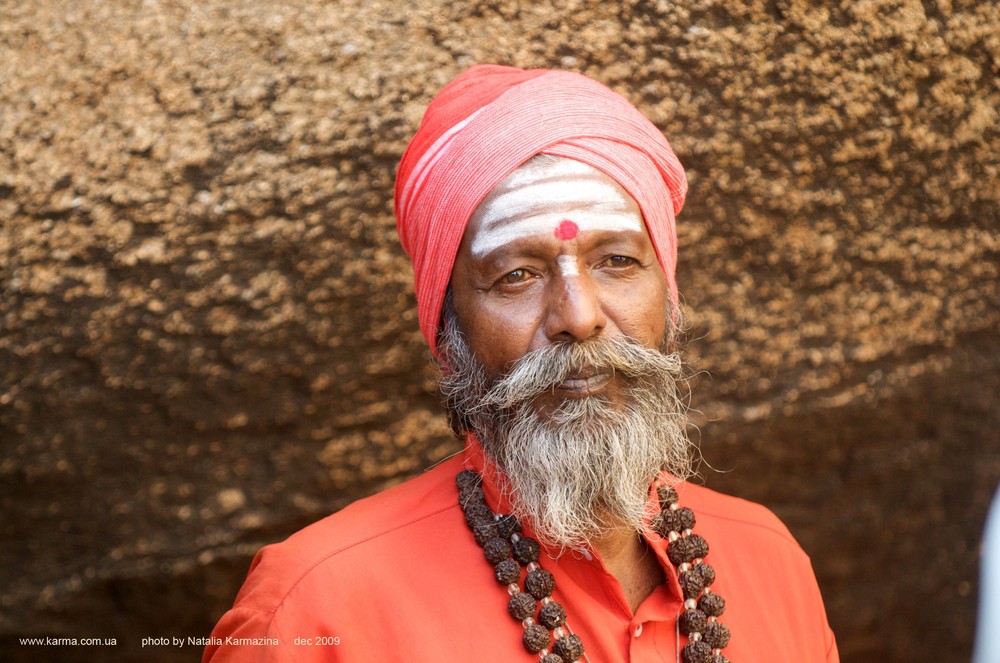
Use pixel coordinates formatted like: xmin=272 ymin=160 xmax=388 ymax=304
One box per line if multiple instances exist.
xmin=466 ymin=156 xmax=646 ymax=257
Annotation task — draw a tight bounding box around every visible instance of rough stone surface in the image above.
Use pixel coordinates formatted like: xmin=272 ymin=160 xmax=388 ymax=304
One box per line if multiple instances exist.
xmin=1 ymin=1 xmax=997 ymax=662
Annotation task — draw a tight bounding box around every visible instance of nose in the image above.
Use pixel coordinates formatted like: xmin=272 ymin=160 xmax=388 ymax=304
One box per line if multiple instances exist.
xmin=543 ymin=271 xmax=607 ymax=342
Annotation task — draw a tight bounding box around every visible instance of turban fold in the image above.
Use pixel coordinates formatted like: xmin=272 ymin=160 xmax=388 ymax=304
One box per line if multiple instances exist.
xmin=395 ymin=64 xmax=687 ymax=357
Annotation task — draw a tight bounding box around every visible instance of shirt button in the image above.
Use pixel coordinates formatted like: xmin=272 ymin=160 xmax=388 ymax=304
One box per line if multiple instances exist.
xmin=634 ymin=624 xmax=643 ymax=637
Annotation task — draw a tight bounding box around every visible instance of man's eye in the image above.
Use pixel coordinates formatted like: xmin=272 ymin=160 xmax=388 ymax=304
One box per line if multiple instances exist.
xmin=603 ymin=255 xmax=637 ymax=267
xmin=497 ymin=269 xmax=534 ymax=285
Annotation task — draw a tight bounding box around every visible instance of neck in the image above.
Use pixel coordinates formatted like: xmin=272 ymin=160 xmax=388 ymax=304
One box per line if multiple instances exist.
xmin=588 ymin=522 xmax=664 ymax=614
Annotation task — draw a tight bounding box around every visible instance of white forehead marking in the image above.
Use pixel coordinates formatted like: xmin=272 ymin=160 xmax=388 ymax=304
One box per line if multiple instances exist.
xmin=470 ymin=158 xmax=643 ymax=258
xmin=556 ymin=254 xmax=579 ymax=277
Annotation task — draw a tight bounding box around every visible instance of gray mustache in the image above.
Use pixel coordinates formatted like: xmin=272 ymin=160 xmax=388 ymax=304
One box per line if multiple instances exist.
xmin=479 ymin=336 xmax=681 ymax=410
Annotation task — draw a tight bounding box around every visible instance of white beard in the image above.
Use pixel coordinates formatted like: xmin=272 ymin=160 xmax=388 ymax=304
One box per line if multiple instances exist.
xmin=438 ymin=309 xmax=692 ymax=551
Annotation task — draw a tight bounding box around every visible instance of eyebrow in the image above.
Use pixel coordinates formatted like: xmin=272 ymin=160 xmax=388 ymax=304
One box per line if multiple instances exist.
xmin=474 ymin=228 xmax=648 ymax=274
xmin=475 ymin=238 xmax=554 ymax=272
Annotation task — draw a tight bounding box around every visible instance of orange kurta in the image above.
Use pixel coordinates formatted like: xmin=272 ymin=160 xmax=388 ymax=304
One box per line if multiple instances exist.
xmin=204 ymin=441 xmax=839 ymax=662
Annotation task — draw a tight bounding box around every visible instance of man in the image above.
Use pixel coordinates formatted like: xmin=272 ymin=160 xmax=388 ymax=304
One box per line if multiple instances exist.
xmin=204 ymin=65 xmax=838 ymax=662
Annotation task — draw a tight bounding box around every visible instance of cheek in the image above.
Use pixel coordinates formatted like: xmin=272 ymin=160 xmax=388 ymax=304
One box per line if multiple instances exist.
xmin=457 ymin=300 xmax=543 ymax=374
xmin=613 ymin=275 xmax=669 ymax=345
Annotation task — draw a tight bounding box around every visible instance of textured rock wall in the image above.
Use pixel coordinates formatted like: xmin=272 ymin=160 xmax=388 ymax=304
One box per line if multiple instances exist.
xmin=1 ymin=1 xmax=998 ymax=661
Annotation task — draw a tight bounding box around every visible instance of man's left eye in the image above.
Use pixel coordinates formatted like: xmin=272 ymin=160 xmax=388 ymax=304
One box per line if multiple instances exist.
xmin=603 ymin=255 xmax=637 ymax=267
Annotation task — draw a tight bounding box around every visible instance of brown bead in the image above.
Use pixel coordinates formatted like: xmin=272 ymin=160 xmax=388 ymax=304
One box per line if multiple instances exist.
xmin=654 ymin=509 xmax=682 ymax=536
xmin=473 ymin=522 xmax=499 ymax=547
xmin=667 ymin=537 xmax=696 ymax=565
xmin=513 ymin=536 xmax=541 ymax=565
xmin=456 ymin=469 xmax=480 ymax=490
xmin=466 ymin=515 xmax=495 ymax=536
xmin=688 ymin=534 xmax=709 ymax=559
xmin=522 ymin=624 xmax=551 ymax=653
xmin=682 ymin=640 xmax=713 ymax=663
xmin=525 ymin=568 xmax=556 ymax=599
xmin=650 ymin=512 xmax=665 ymax=536
xmin=704 ymin=621 xmax=731 ymax=649
xmin=538 ymin=600 xmax=567 ymax=629
xmin=507 ymin=592 xmax=537 ymax=621
xmin=679 ymin=570 xmax=705 ymax=599
xmin=677 ymin=506 xmax=696 ymax=530
xmin=552 ymin=634 xmax=584 ymax=662
xmin=657 ymin=484 xmax=678 ymax=509
xmin=698 ymin=592 xmax=726 ymax=617
xmin=695 ymin=562 xmax=716 ymax=587
xmin=458 ymin=483 xmax=485 ymax=505
xmin=494 ymin=558 xmax=521 ymax=584
xmin=540 ymin=655 xmax=564 ymax=663
xmin=463 ymin=500 xmax=494 ymax=527
xmin=495 ymin=514 xmax=521 ymax=539
xmin=483 ymin=537 xmax=512 ymax=564
xmin=710 ymin=655 xmax=731 ymax=663
xmin=459 ymin=487 xmax=485 ymax=509
xmin=678 ymin=609 xmax=707 ymax=635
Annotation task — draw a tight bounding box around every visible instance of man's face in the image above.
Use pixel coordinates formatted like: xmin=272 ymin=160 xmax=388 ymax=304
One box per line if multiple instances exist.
xmin=442 ymin=156 xmax=688 ymax=549
xmin=450 ymin=156 xmax=670 ymax=392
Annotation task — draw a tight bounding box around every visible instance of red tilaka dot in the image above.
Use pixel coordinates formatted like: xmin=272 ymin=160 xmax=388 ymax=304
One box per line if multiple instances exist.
xmin=554 ymin=219 xmax=579 ymax=240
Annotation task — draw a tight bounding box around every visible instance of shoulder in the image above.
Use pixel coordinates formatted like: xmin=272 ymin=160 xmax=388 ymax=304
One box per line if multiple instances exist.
xmin=231 ymin=455 xmax=466 ymax=614
xmin=205 ymin=454 xmax=496 ymax=661
xmin=673 ymin=479 xmax=808 ymax=558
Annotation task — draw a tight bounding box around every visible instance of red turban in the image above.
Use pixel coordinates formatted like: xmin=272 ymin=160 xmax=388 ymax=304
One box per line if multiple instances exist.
xmin=395 ymin=65 xmax=687 ymax=357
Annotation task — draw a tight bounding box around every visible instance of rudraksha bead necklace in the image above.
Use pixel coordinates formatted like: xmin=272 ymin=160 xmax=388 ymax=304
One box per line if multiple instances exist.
xmin=653 ymin=482 xmax=732 ymax=663
xmin=457 ymin=469 xmax=732 ymax=663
